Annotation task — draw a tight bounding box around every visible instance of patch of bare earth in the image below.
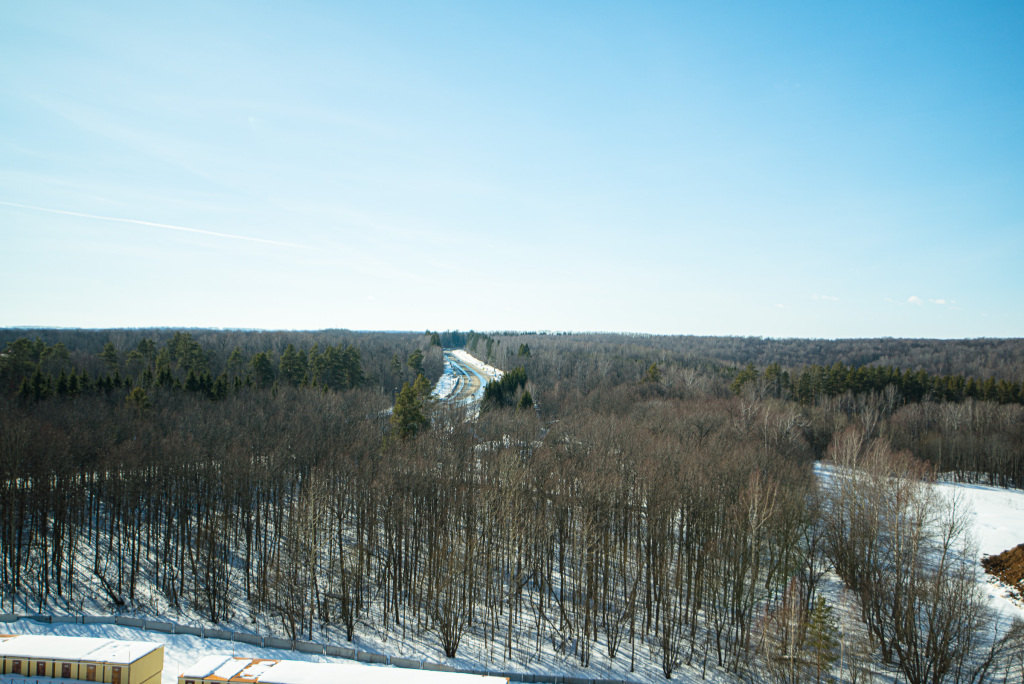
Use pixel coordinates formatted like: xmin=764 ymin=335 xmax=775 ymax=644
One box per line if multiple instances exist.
xmin=982 ymin=544 xmax=1024 ymax=600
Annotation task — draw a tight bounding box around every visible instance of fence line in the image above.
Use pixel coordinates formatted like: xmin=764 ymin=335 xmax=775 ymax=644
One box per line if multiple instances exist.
xmin=0 ymin=613 xmax=639 ymax=684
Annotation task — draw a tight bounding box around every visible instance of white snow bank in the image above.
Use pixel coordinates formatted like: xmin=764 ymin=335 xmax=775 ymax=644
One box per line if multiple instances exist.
xmin=450 ymin=350 xmax=503 ymax=382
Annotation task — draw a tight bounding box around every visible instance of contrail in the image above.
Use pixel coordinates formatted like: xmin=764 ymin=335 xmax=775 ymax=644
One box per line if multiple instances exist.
xmin=0 ymin=200 xmax=308 ymax=249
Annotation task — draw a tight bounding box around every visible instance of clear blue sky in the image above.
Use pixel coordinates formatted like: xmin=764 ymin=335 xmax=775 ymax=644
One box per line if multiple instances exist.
xmin=2 ymin=1 xmax=1022 ymax=337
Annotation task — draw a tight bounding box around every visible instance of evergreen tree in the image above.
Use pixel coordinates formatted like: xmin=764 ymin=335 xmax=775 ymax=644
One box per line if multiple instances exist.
xmin=100 ymin=342 xmax=119 ymax=370
xmin=517 ymin=390 xmax=534 ymax=411
xmin=340 ymin=345 xmax=364 ymax=389
xmin=30 ymin=367 xmax=50 ymax=400
xmin=17 ymin=377 xmax=31 ymax=402
xmin=56 ymin=369 xmax=69 ymax=396
xmin=211 ymin=372 xmax=229 ymax=400
xmin=731 ymin=363 xmax=758 ymax=394
xmin=407 ymin=349 xmax=425 ymax=376
xmin=413 ymin=373 xmax=431 ymax=399
xmin=641 ymin=363 xmax=662 ymax=383
xmin=517 ymin=343 xmax=531 ymax=357
xmin=279 ymin=344 xmax=307 ymax=386
xmin=250 ymin=352 xmax=275 ymax=388
xmin=137 ymin=338 xmax=157 ymax=363
xmin=391 ymin=381 xmax=429 ymax=439
xmin=227 ymin=346 xmax=245 ymax=376
xmin=806 ymin=596 xmax=839 ymax=684
xmin=126 ymin=387 xmax=151 ymax=413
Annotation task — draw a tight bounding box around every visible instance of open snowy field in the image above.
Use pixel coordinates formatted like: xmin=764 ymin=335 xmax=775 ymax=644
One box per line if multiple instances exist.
xmin=933 ymin=478 xmax=1024 ymax=622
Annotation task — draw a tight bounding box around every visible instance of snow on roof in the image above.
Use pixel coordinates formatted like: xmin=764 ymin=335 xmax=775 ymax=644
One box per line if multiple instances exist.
xmin=180 ymin=655 xmax=259 ymax=680
xmin=0 ymin=634 xmax=160 ymax=663
xmin=256 ymin=660 xmax=360 ymax=684
xmin=211 ymin=658 xmax=254 ymax=680
xmin=180 ymin=655 xmax=237 ymax=678
xmin=183 ymin=657 xmax=509 ymax=684
xmin=237 ymin=660 xmax=277 ymax=680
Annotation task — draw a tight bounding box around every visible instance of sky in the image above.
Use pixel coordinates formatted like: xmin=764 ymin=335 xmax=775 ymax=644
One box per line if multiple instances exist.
xmin=1 ymin=1 xmax=1022 ymax=338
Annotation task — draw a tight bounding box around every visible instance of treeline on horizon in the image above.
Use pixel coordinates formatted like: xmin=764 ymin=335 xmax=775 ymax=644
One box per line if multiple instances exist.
xmin=3 ymin=327 xmax=1024 ymax=683
xmin=0 ymin=329 xmax=444 ymax=404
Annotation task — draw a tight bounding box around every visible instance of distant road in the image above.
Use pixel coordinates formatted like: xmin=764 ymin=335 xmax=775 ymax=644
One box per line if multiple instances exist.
xmin=433 ymin=350 xmax=503 ymax=414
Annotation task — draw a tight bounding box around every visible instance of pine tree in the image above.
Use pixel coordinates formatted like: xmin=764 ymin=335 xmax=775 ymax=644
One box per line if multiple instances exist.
xmin=126 ymin=387 xmax=151 ymax=413
xmin=250 ymin=352 xmax=275 ymax=388
xmin=99 ymin=341 xmax=119 ymax=370
xmin=641 ymin=363 xmax=662 ymax=383
xmin=56 ymin=369 xmax=69 ymax=396
xmin=137 ymin=338 xmax=157 ymax=363
xmin=517 ymin=390 xmax=534 ymax=411
xmin=391 ymin=381 xmax=429 ymax=439
xmin=279 ymin=344 xmax=307 ymax=386
xmin=340 ymin=345 xmax=364 ymax=389
xmin=407 ymin=349 xmax=425 ymax=376
xmin=413 ymin=373 xmax=432 ymax=398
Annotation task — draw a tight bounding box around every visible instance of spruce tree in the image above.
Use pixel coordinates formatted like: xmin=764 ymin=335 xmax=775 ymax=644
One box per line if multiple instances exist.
xmin=806 ymin=596 xmax=839 ymax=683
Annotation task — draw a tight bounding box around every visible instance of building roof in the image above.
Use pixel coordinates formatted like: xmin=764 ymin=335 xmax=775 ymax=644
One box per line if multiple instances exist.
xmin=0 ymin=634 xmax=161 ymax=663
xmin=180 ymin=657 xmax=509 ymax=684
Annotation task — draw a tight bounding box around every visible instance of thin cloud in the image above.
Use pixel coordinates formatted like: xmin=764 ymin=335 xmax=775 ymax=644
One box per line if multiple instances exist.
xmin=0 ymin=200 xmax=308 ymax=249
xmin=908 ymin=295 xmax=923 ymax=305
xmin=929 ymin=298 xmax=947 ymax=305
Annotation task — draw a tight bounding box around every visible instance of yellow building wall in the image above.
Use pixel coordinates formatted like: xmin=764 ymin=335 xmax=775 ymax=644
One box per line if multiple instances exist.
xmin=26 ymin=658 xmax=57 ymax=677
xmin=129 ymin=646 xmax=164 ymax=684
xmin=0 ymin=644 xmax=164 ymax=683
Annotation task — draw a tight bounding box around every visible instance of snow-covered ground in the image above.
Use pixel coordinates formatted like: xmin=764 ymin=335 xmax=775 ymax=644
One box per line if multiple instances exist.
xmin=9 ymin=466 xmax=1023 ymax=684
xmin=815 ymin=462 xmax=1024 ymax=625
xmin=933 ymin=478 xmax=1024 ymax=622
xmin=5 ymin=619 xmax=341 ymax=684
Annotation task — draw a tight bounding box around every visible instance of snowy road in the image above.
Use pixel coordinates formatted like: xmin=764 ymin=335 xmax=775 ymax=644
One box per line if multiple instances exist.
xmin=431 ymin=350 xmax=503 ymax=417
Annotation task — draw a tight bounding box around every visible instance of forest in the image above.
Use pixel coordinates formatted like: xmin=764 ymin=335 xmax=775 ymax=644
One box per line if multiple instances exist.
xmin=2 ymin=328 xmax=1024 ymax=683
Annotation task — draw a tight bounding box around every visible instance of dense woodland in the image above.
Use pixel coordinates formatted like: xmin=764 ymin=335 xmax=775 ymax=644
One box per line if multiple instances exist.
xmin=2 ymin=328 xmax=1024 ymax=683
